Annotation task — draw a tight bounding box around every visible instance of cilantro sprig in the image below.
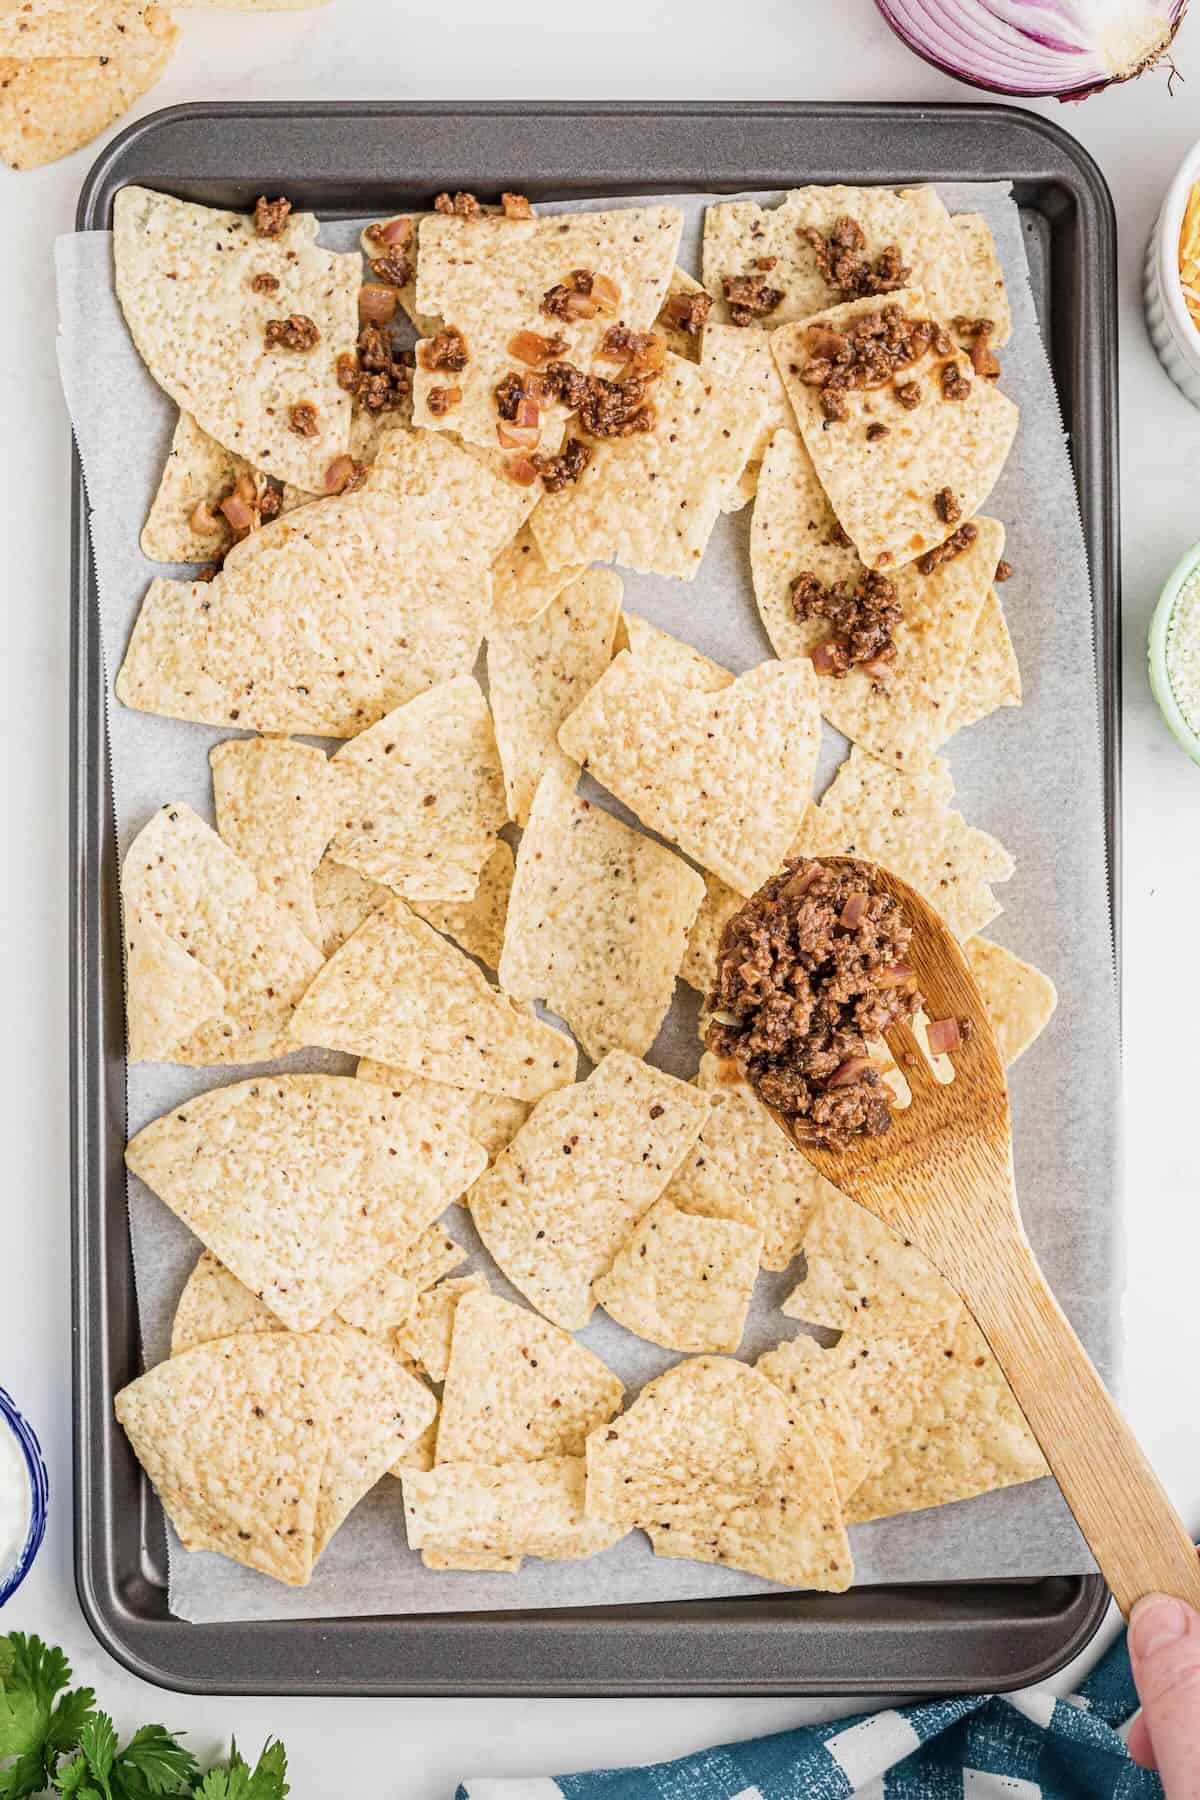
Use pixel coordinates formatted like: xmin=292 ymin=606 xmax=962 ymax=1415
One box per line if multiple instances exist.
xmin=0 ymin=1636 xmax=287 ymax=1800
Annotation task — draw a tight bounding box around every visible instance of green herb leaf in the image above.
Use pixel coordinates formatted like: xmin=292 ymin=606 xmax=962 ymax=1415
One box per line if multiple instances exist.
xmin=78 ymin=1713 xmax=118 ymax=1789
xmin=191 ymin=1739 xmax=288 ymax=1800
xmin=111 ymin=1725 xmax=197 ymax=1799
xmin=1 ymin=1634 xmax=97 ymax=1799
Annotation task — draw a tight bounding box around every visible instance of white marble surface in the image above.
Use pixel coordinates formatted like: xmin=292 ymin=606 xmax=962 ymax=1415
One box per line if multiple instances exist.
xmin=1 ymin=3 xmax=1198 ymax=1791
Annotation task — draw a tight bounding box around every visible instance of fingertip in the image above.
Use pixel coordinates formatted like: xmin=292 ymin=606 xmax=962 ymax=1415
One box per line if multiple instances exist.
xmin=1125 ymin=1711 xmax=1157 ymax=1770
xmin=1129 ymin=1593 xmax=1192 ymax=1660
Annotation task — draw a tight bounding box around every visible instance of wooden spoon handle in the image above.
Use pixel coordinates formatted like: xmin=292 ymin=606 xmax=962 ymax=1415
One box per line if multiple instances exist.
xmin=967 ymin=1239 xmax=1200 ymax=1617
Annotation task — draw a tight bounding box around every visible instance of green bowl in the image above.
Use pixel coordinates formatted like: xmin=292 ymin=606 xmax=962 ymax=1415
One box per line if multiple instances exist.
xmin=1149 ymin=542 xmax=1200 ymax=769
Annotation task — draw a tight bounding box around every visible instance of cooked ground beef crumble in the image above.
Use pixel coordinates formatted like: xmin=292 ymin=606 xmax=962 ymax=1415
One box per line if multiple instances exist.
xmin=287 ymin=402 xmax=319 ymax=437
xmin=797 ymin=306 xmax=934 ymax=422
xmin=543 ymin=361 xmax=657 ymax=438
xmin=263 ymin=313 xmax=320 ymax=352
xmin=917 ymin=520 xmax=978 ymax=576
xmin=801 ymin=215 xmax=911 ymax=301
xmin=704 ymin=859 xmax=922 ymax=1147
xmin=253 ymin=195 xmax=291 ymax=238
xmin=791 ymin=568 xmax=901 ymax=675
xmin=661 ymin=288 xmax=713 ymax=338
xmin=723 ymin=271 xmax=784 ymax=326
xmin=420 ymin=325 xmax=469 ymax=373
xmin=532 ymin=438 xmax=592 ymax=492
xmin=434 ymin=191 xmax=482 ymax=217
xmin=337 ymin=325 xmax=414 ymax=414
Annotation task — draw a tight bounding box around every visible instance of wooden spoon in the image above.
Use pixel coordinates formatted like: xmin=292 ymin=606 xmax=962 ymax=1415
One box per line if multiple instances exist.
xmin=757 ymin=857 xmax=1200 ymax=1616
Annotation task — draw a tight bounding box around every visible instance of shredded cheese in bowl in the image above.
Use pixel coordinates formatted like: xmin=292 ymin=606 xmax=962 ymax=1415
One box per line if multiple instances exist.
xmin=1179 ymin=183 xmax=1200 ymax=336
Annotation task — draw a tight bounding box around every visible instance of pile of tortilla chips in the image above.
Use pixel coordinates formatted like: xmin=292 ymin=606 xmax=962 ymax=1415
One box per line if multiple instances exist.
xmin=111 ymin=181 xmax=1059 ymax=1592
xmin=0 ymin=1 xmax=326 ymax=173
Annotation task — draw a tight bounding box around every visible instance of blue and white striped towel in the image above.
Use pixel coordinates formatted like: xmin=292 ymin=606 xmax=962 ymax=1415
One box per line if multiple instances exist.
xmin=457 ymin=1622 xmax=1161 ymax=1798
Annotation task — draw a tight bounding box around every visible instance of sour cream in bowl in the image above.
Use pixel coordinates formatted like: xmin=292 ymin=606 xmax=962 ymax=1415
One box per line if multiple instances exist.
xmin=1150 ymin=542 xmax=1200 ymax=769
xmin=0 ymin=1388 xmax=47 ymax=1606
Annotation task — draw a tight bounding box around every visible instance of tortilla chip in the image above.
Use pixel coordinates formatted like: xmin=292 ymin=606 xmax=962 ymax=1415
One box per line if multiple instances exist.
xmin=469 ymin=1049 xmax=710 ymax=1331
xmin=114 ymin=1331 xmax=343 ymax=1586
xmin=436 ymin=1289 xmax=624 ymax=1465
xmin=335 ymin=1224 xmax=466 ymax=1334
xmin=488 ymin=567 xmax=623 ymax=825
xmin=700 ymin=325 xmax=796 ymax=508
xmin=124 ymin=912 xmax=227 ymax=1064
xmin=411 ymin=205 xmax=682 ymax=453
xmin=116 ymin=435 xmax=493 ymax=738
xmin=325 ymin=676 xmax=506 ymax=903
xmin=170 ymin=1248 xmax=283 ymax=1353
xmin=594 ymin=1196 xmax=762 ymax=1353
xmin=356 ymin=1058 xmax=529 ymax=1162
xmin=127 ymin=1073 xmax=487 ymax=1331
xmin=408 ymin=841 xmax=514 ymax=971
xmin=781 ymin=1188 xmax=960 ymax=1335
xmin=0 ymin=10 xmax=176 ymax=169
xmin=209 ymin=735 xmax=333 ymax=950
xmin=122 ymin=802 xmax=322 ymax=1064
xmin=0 ymin=3 xmax=156 ymax=54
xmin=679 ymin=872 xmax=742 ymax=995
xmin=702 ymin=185 xmax=961 ymax=327
xmin=405 ymin=1456 xmax=625 ymax=1564
xmin=531 ymin=355 xmax=764 ymax=580
xmin=586 ymin=1356 xmax=852 ymax=1591
xmin=751 ymin=429 xmax=1002 ymax=770
xmin=758 ymin=1328 xmax=947 ymax=1501
xmin=948 ymin=213 xmax=1011 ymax=348
xmin=395 ymin=1273 xmax=490 ymax=1383
xmin=966 ymin=936 xmax=1057 ymax=1067
xmin=616 ymin=612 xmax=733 ymax=691
xmin=771 ymin=289 xmax=1019 ymax=572
xmin=696 ymin=1053 xmax=831 ymax=1269
xmin=314 ymin=1325 xmax=438 ymax=1556
xmin=291 ymin=896 xmax=574 ymax=1100
xmin=558 ymin=652 xmax=820 ymax=897
xmin=393 ymin=1412 xmax=439 ymax=1478
xmin=795 ymin=747 xmax=1014 ymax=939
xmin=846 ymin=1310 xmax=1047 ymax=1522
xmin=655 ymin=266 xmax=710 ymax=362
xmin=499 ymin=767 xmax=704 ymax=1060
xmin=360 ymin=428 xmax=537 ymax=557
xmin=939 ymin=588 xmax=1021 ymax=740
xmin=312 ymin=856 xmax=386 ymax=957
xmin=113 ymin=186 xmax=357 ymax=490
xmin=490 ymin=526 xmax=586 ymax=629
xmin=359 ymin=213 xmax=439 ymax=337
xmin=142 ymin=410 xmax=286 ymax=564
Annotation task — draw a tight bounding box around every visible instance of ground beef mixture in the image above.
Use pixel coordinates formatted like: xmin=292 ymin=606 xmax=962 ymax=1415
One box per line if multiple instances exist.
xmin=426 ymin=385 xmax=462 ymax=416
xmin=895 ymin=380 xmax=922 ymax=410
xmin=995 ymin=558 xmax=1013 ymax=583
xmin=933 ymin=486 xmax=960 ymax=525
xmin=434 ymin=190 xmax=481 ymax=217
xmin=253 ymin=195 xmax=291 ymax=238
xmin=543 ymin=361 xmax=657 ymax=438
xmin=532 ymin=438 xmax=591 ymax=492
xmin=723 ymin=270 xmax=784 ymax=326
xmin=251 ymin=271 xmax=280 ymax=294
xmin=791 ymin=568 xmax=901 ymax=676
xmin=704 ymin=859 xmax=922 ymax=1147
xmin=264 ymin=313 xmax=320 ymax=352
xmin=420 ymin=325 xmax=469 ymax=372
xmin=337 ymin=325 xmax=414 ymax=414
xmin=502 ymin=191 xmax=533 ymax=218
xmin=599 ymin=325 xmax=665 ymax=376
xmin=288 ymin=402 xmax=319 ymax=437
xmin=796 ymin=306 xmax=935 ymax=422
xmin=661 ymin=287 xmax=712 ymax=338
xmin=540 ymin=269 xmax=597 ymax=320
xmin=865 ymin=421 xmax=890 ymax=441
xmin=369 ymin=252 xmax=411 ymax=287
xmin=801 ymin=215 xmax=910 ymax=301
xmin=917 ymin=520 xmax=978 ymax=576
xmin=258 ymin=485 xmax=283 ymax=522
xmin=940 ymin=358 xmax=972 ymax=401
xmin=953 ymin=315 xmax=1001 ymax=378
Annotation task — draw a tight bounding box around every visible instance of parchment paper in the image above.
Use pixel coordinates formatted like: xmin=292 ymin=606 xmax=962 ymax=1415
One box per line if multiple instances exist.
xmin=56 ymin=183 xmax=1119 ymax=1623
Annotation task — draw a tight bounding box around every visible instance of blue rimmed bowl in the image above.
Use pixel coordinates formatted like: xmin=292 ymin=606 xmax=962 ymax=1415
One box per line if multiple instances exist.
xmin=1149 ymin=542 xmax=1200 ymax=770
xmin=0 ymin=1388 xmax=47 ymax=1607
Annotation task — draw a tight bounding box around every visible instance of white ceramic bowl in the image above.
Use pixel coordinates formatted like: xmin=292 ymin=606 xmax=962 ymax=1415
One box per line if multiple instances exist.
xmin=1145 ymin=135 xmax=1200 ymax=408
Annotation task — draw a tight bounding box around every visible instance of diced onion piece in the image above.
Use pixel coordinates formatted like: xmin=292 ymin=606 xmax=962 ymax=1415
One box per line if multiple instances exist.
xmin=564 ymin=289 xmax=598 ymax=320
xmin=515 ymin=397 xmax=541 ymax=430
xmin=509 ymin=330 xmax=557 ymax=367
xmin=591 ymin=273 xmax=620 ymax=312
xmin=861 ymin=656 xmax=895 ymax=680
xmin=496 ymin=421 xmax=541 ymax=450
xmin=508 ymin=457 xmax=539 ymax=487
xmin=827 ymin=1055 xmax=874 ymax=1089
xmin=189 ymin=501 xmax=220 ymax=536
xmin=811 ymin=640 xmax=839 ymax=675
xmin=359 ymin=284 xmax=398 ymax=324
xmin=925 ymin=1016 xmax=962 ymax=1055
xmin=783 ymin=864 xmax=819 ymax=899
xmin=377 ymin=216 xmax=412 ymax=246
xmin=839 ymin=892 xmax=869 ymax=928
xmin=324 ymin=455 xmax=358 ymax=494
xmin=876 ymin=961 xmax=915 ymax=988
xmin=234 ymin=472 xmax=258 ymax=506
xmin=219 ymin=492 xmax=256 ymax=532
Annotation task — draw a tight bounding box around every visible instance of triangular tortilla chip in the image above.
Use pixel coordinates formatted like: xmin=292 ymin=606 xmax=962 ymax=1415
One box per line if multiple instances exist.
xmin=947 ymin=213 xmax=1011 ymax=348
xmin=594 ymin=1196 xmax=762 ymax=1353
xmin=490 ymin=526 xmax=586 ymax=629
xmin=558 ymin=652 xmax=820 ymax=897
xmin=0 ymin=4 xmax=158 ymax=54
xmin=487 ymin=567 xmax=623 ymax=825
xmin=499 ymin=767 xmax=704 ymax=1060
xmin=751 ymin=429 xmax=1002 ymax=771
xmin=326 ymin=676 xmax=507 ymax=902
xmin=0 ymin=9 xmax=176 ymax=170
xmin=127 ymin=1073 xmax=487 ymax=1331
xmin=845 ymin=1311 xmax=1047 ymax=1523
xmin=121 ymin=802 xmax=322 ymax=1064
xmin=616 ymin=612 xmax=732 ymax=691
xmin=702 ymin=185 xmax=961 ymax=328
xmin=586 ymin=1356 xmax=852 ymax=1591
xmin=771 ymin=288 xmax=1019 ymax=571
xmin=395 ymin=1273 xmax=490 ymax=1383
xmin=314 ymin=1325 xmax=437 ymax=1556
xmin=679 ymin=872 xmax=743 ymax=995
xmin=170 ymin=1248 xmax=283 ymax=1354
xmin=114 ymin=186 xmax=358 ymax=490
xmin=699 ymin=325 xmax=796 ymax=508
xmin=531 ymin=355 xmax=764 ymax=580
xmin=758 ymin=1328 xmax=947 ymax=1501
xmin=404 ymin=1456 xmax=625 ymax=1564
xmin=411 ymin=204 xmax=682 ymax=453
xmin=209 ymin=735 xmax=334 ymax=949
xmin=124 ymin=912 xmax=227 ymax=1064
xmin=114 ymin=1332 xmax=343 ymax=1586
xmin=141 ymin=410 xmax=306 ymax=564
xmin=939 ymin=588 xmax=1021 ymax=741
xmin=290 ymin=895 xmax=575 ymax=1100
xmin=796 ymin=747 xmax=1013 ymax=939
xmin=469 ymin=1049 xmax=710 ymax=1331
xmin=781 ymin=1188 xmax=960 ymax=1336
xmin=356 ymin=1058 xmax=528 ymax=1162
xmin=359 ymin=213 xmax=438 ymax=337
xmin=966 ymin=936 xmax=1057 ymax=1067
xmin=436 ymin=1290 xmax=624 ymax=1465
xmin=361 ymin=428 xmax=536 ymax=555
xmin=117 ymin=433 xmax=495 ymax=738
xmin=696 ymin=1053 xmax=831 ymax=1269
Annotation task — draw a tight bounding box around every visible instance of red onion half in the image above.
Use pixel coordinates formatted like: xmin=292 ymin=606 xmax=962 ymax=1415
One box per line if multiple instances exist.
xmin=875 ymin=0 xmax=1187 ymax=99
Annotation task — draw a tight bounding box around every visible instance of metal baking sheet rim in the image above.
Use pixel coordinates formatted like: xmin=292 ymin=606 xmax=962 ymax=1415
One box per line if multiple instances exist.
xmin=69 ymin=99 xmax=1120 ymax=1698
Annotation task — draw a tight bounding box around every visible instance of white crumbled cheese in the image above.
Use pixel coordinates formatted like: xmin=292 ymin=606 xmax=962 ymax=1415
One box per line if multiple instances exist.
xmin=0 ymin=1421 xmax=30 ymax=1584
xmin=1167 ymin=568 xmax=1200 ymax=734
